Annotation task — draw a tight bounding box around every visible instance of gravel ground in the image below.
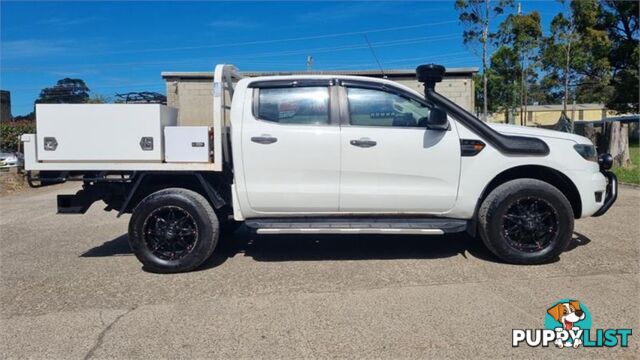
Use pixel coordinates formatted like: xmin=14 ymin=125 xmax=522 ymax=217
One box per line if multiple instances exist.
xmin=1 ymin=182 xmax=638 ymax=359
xmin=0 ymin=170 xmax=27 ymax=196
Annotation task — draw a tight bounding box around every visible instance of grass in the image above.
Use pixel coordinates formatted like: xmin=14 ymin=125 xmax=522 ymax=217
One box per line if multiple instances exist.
xmin=612 ymin=141 xmax=640 ymax=184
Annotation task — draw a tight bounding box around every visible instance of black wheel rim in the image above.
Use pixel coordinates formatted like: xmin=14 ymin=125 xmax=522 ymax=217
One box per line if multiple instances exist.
xmin=501 ymin=197 xmax=559 ymax=253
xmin=142 ymin=206 xmax=199 ymax=261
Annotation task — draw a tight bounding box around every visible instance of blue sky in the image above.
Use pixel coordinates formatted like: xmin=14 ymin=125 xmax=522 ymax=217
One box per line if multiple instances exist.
xmin=1 ymin=1 xmax=565 ymax=116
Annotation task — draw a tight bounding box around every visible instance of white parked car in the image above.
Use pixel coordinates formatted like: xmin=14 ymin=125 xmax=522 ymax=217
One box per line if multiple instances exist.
xmin=0 ymin=151 xmax=24 ymax=169
xmin=21 ymin=64 xmax=617 ymax=273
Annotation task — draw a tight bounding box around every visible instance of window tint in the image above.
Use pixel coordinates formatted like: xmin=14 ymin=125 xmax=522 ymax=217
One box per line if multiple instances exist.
xmin=346 ymin=87 xmax=430 ymax=127
xmin=257 ymin=87 xmax=329 ymax=125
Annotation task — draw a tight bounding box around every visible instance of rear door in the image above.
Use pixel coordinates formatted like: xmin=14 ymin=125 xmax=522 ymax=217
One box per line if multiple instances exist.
xmin=240 ymin=81 xmax=341 ymax=213
xmin=338 ymin=82 xmax=461 ymax=213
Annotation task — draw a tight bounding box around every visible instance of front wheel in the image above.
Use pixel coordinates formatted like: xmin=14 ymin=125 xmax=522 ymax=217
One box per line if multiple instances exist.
xmin=478 ymin=179 xmax=574 ymax=264
xmin=128 ymin=188 xmax=219 ymax=273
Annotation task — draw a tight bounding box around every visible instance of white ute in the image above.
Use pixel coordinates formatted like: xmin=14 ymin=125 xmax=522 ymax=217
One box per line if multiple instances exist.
xmin=22 ymin=64 xmax=618 ymax=273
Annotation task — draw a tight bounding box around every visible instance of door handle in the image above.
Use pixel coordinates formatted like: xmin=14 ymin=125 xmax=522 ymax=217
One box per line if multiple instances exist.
xmin=350 ymin=139 xmax=377 ymax=148
xmin=251 ymin=135 xmax=278 ymax=145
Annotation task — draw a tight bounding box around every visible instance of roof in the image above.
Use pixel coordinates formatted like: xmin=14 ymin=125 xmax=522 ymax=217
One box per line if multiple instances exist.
xmin=525 ymin=103 xmax=607 ymax=111
xmin=581 ymin=115 xmax=640 ymax=124
xmin=161 ymin=67 xmax=479 ymax=80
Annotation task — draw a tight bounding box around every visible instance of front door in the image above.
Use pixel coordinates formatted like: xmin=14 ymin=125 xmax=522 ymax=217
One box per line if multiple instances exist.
xmin=339 ymin=84 xmax=461 ymax=213
xmin=241 ymin=84 xmax=340 ymax=213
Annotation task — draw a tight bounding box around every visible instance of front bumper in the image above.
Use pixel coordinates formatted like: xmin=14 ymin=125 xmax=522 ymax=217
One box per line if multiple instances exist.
xmin=592 ymin=170 xmax=618 ymax=217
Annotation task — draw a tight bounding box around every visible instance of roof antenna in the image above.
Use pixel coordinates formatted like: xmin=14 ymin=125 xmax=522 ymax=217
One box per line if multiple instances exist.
xmin=364 ymin=34 xmax=386 ymax=79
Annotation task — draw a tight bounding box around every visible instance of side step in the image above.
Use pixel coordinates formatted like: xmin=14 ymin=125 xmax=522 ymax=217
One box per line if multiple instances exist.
xmin=244 ymin=217 xmax=469 ymax=235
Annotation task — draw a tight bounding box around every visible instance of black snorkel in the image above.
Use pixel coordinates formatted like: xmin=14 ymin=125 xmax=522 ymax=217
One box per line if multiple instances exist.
xmin=416 ymin=64 xmax=550 ymax=156
xmin=416 ymin=64 xmax=446 ymax=94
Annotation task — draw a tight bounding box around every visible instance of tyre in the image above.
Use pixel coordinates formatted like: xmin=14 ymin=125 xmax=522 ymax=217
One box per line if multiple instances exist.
xmin=478 ymin=179 xmax=574 ymax=264
xmin=128 ymin=188 xmax=219 ymax=273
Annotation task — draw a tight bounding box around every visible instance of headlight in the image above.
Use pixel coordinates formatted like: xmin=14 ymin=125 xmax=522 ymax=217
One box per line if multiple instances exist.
xmin=573 ymin=144 xmax=597 ymax=162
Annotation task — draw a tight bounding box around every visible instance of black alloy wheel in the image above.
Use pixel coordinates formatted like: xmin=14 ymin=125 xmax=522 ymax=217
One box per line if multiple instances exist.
xmin=501 ymin=197 xmax=559 ymax=252
xmin=143 ymin=206 xmax=199 ymax=261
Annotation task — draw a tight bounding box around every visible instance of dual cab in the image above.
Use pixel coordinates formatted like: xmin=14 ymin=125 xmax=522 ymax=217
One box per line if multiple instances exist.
xmin=22 ymin=64 xmax=617 ymax=273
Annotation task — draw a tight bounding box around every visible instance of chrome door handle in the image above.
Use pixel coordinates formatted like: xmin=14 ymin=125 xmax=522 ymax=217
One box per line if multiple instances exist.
xmin=350 ymin=139 xmax=377 ymax=148
xmin=251 ymin=135 xmax=278 ymax=145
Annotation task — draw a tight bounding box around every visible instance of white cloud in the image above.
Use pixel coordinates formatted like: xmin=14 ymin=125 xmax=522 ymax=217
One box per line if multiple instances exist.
xmin=0 ymin=39 xmax=70 ymax=59
xmin=295 ymin=3 xmax=453 ymax=23
xmin=295 ymin=3 xmax=391 ymax=23
xmin=47 ymin=69 xmax=100 ymax=77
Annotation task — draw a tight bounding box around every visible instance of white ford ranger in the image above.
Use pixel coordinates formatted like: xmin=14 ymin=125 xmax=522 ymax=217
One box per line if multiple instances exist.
xmin=22 ymin=64 xmax=617 ymax=273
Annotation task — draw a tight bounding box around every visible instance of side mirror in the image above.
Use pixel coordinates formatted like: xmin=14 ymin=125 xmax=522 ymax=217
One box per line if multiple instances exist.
xmin=426 ymin=107 xmax=449 ymax=130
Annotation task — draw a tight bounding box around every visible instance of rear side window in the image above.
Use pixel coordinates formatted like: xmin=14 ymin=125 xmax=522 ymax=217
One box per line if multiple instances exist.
xmin=257 ymin=87 xmax=329 ymax=125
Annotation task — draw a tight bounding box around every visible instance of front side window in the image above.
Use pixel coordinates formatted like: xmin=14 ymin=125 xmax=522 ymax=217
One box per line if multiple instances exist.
xmin=257 ymin=87 xmax=329 ymax=125
xmin=346 ymin=87 xmax=430 ymax=127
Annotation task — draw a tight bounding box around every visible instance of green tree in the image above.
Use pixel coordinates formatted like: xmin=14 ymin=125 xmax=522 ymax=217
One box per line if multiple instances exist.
xmin=600 ymin=0 xmax=639 ymax=114
xmin=86 ymin=94 xmax=111 ymax=104
xmin=540 ymin=0 xmax=611 ymax=116
xmin=0 ymin=121 xmax=35 ymax=150
xmin=540 ymin=6 xmax=577 ymax=113
xmin=36 ymin=78 xmax=90 ymax=104
xmin=496 ymin=11 xmax=543 ymax=124
xmin=455 ymin=0 xmax=514 ymax=121
xmin=487 ymin=45 xmax=520 ymax=123
xmin=13 ymin=112 xmax=35 ymax=122
xmin=528 ymin=75 xmax=564 ymax=105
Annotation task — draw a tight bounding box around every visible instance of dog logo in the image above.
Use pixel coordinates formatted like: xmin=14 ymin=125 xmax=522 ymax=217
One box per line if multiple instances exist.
xmin=513 ymin=298 xmax=632 ymax=348
xmin=546 ymin=300 xmax=587 ymax=348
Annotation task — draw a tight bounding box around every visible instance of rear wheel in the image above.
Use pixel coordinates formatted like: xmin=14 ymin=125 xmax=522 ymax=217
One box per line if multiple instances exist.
xmin=128 ymin=188 xmax=219 ymax=273
xmin=478 ymin=179 xmax=574 ymax=264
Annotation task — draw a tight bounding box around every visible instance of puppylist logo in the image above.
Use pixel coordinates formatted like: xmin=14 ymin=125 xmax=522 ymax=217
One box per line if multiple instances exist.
xmin=512 ymin=299 xmax=632 ymax=348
